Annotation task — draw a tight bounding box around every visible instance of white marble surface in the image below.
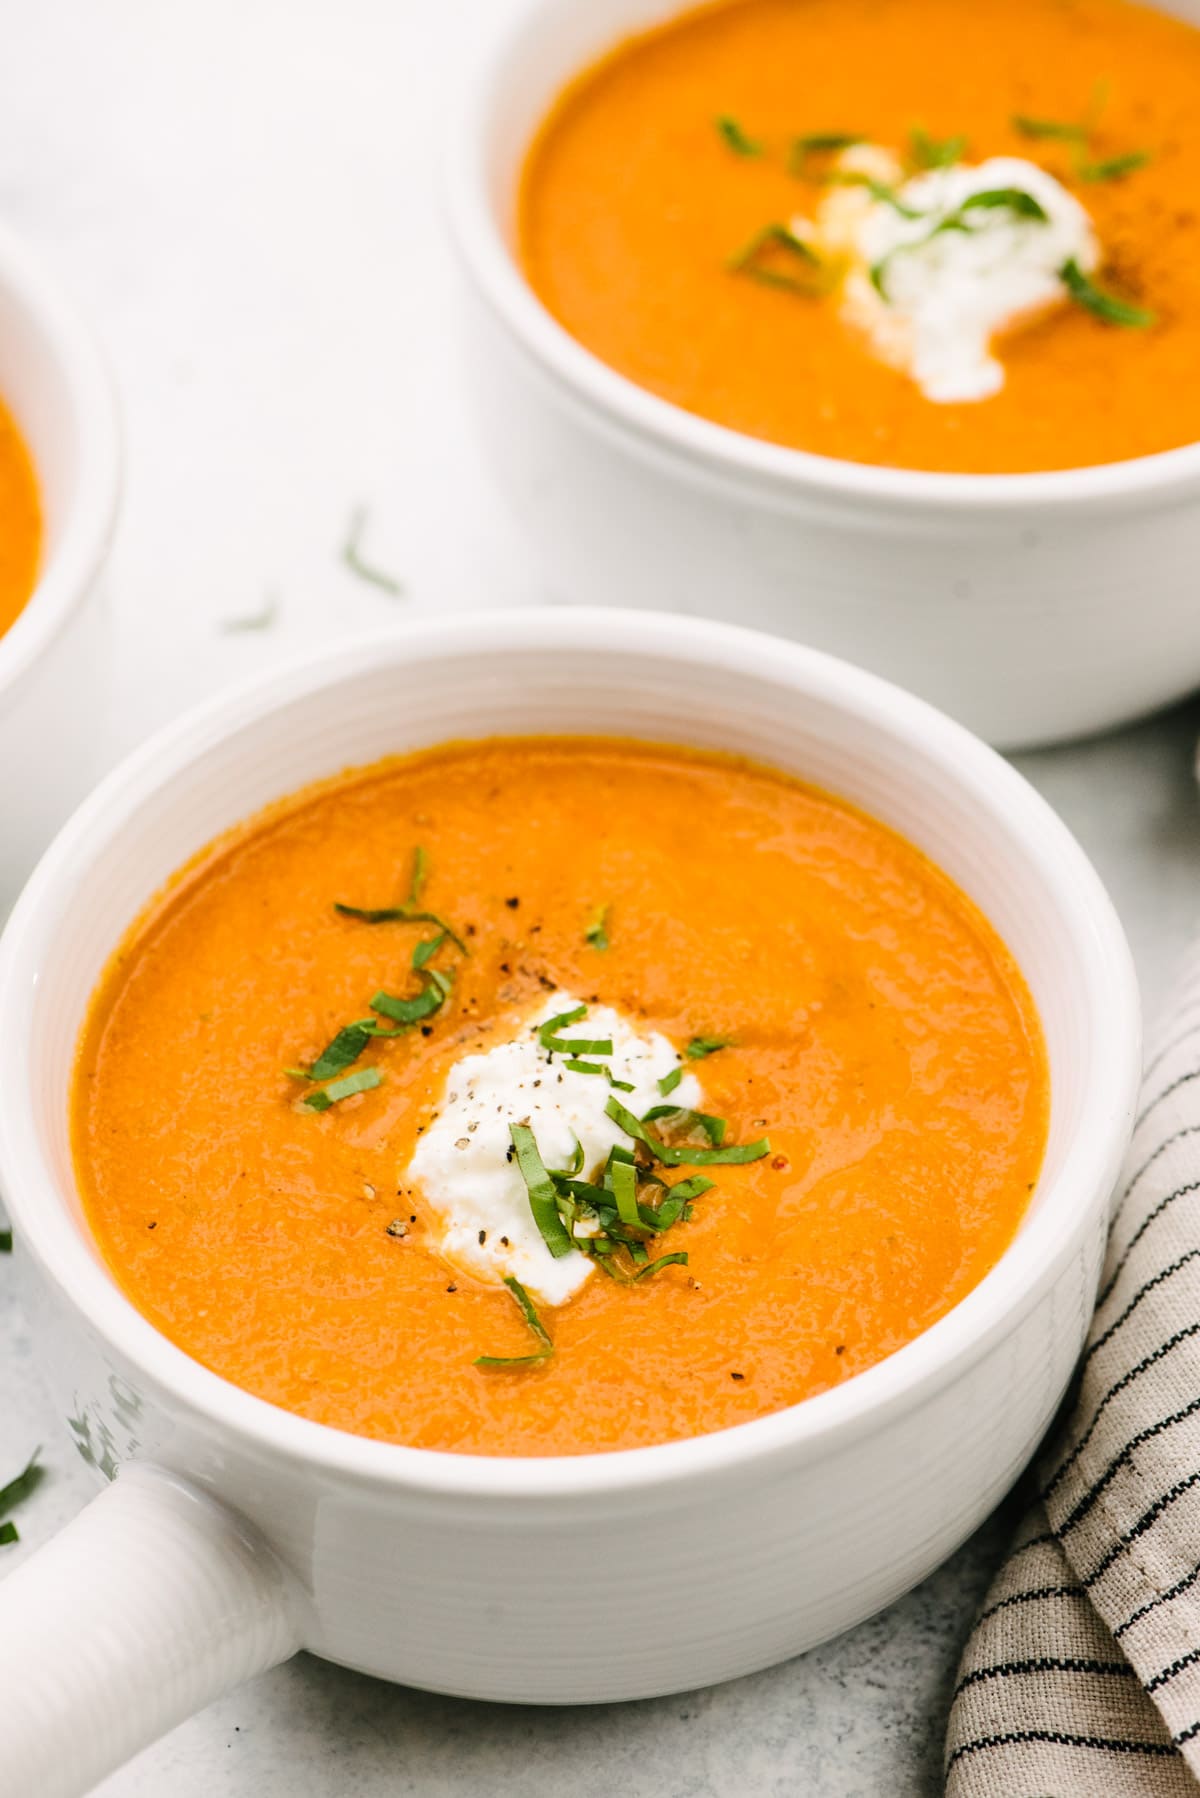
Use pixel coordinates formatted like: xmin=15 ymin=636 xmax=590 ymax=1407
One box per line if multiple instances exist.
xmin=1 ymin=1 xmax=1199 ymax=1792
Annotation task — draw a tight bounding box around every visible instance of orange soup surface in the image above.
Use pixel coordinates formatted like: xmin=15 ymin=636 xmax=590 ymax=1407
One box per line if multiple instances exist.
xmin=519 ymin=0 xmax=1200 ymax=473
xmin=74 ymin=740 xmax=1048 ymax=1456
xmin=0 ymin=394 xmax=39 ymax=634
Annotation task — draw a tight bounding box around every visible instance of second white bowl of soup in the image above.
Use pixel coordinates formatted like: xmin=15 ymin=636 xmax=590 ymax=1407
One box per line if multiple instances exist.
xmin=447 ymin=0 xmax=1200 ymax=747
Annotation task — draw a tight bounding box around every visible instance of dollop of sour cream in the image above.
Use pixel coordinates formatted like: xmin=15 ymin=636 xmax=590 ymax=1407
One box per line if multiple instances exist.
xmin=800 ymin=145 xmax=1099 ymax=403
xmin=406 ymin=992 xmax=700 ymax=1307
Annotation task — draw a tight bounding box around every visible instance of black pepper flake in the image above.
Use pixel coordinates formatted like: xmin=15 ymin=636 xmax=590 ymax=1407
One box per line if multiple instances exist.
xmin=421 ymin=1025 xmax=433 ymax=1038
xmin=446 ymin=1284 xmax=457 ymax=1293
xmin=730 ymin=1371 xmax=745 ymax=1381
xmin=835 ymin=1344 xmax=846 ymax=1356
xmin=500 ymin=1236 xmax=510 ymax=1247
xmin=505 ymin=896 xmax=520 ymax=909
xmin=478 ymin=1229 xmax=487 ymax=1245
xmin=505 ymin=1144 xmax=516 ymax=1163
xmin=147 ymin=1221 xmax=157 ymax=1230
xmin=499 ymin=962 xmax=511 ymax=975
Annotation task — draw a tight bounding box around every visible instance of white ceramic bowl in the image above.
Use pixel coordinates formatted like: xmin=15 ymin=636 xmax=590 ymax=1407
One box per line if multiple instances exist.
xmin=0 ymin=611 xmax=1139 ymax=1798
xmin=0 ymin=218 xmax=120 ymax=908
xmin=445 ymin=0 xmax=1200 ymax=750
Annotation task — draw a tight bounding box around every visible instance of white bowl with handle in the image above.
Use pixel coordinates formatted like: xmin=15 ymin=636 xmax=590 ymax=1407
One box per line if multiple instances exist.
xmin=445 ymin=0 xmax=1200 ymax=750
xmin=0 ymin=218 xmax=120 ymax=908
xmin=0 ymin=609 xmax=1138 ymax=1797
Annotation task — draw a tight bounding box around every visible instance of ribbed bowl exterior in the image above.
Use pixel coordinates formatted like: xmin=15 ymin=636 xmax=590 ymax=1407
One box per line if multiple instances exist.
xmin=0 ymin=614 xmax=1140 ymax=1699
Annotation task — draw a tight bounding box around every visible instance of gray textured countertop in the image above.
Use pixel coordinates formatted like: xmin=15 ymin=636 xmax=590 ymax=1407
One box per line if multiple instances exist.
xmin=2 ymin=1 xmax=1199 ymax=1790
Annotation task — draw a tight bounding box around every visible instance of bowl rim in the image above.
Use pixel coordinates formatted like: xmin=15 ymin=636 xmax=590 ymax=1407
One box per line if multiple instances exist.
xmin=0 ymin=609 xmax=1142 ymax=1500
xmin=0 ymin=217 xmax=121 ymax=712
xmin=443 ymin=0 xmax=1200 ymax=516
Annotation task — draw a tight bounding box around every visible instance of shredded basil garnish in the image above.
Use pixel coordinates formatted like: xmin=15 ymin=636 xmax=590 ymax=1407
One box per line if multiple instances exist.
xmin=342 ymin=505 xmax=404 ymax=598
xmin=1076 ymin=149 xmax=1151 ymax=183
xmin=829 ymin=171 xmax=925 ymax=219
xmin=370 ymin=972 xmax=452 ymax=1026
xmin=687 ymin=1035 xmax=734 ymax=1060
xmin=1060 ymin=258 xmax=1156 ymax=328
xmin=960 ymin=187 xmax=1049 ymax=222
xmin=1012 ymin=113 xmax=1089 ymax=143
xmin=658 ymin=1065 xmax=684 ymax=1097
xmin=789 ymin=131 xmax=863 ymax=176
xmin=727 ymin=222 xmax=823 ymax=293
xmin=908 ymin=126 xmax=967 ymax=170
xmin=510 ymin=1122 xmax=574 ymax=1258
xmin=0 ymin=1229 xmax=11 ymax=1253
xmin=585 ymin=904 xmax=610 ymax=951
xmin=715 ymin=115 xmax=763 ymax=158
xmin=606 ymin=1096 xmax=770 ymax=1166
xmin=474 ymin=1275 xmax=554 ymax=1367
xmin=301 ymin=1066 xmax=382 ymax=1112
xmin=335 ymin=846 xmax=468 ymax=954
xmin=0 ymin=1449 xmax=42 ymax=1518
xmin=412 ymin=931 xmax=447 ymax=970
xmin=307 ymin=1020 xmax=376 ymax=1082
xmin=632 ymin=1252 xmax=690 ymax=1281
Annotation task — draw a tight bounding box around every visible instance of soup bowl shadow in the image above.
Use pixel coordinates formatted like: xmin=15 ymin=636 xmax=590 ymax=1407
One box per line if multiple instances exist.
xmin=0 ymin=219 xmax=121 ymax=909
xmin=0 ymin=610 xmax=1139 ymax=1797
xmin=445 ymin=0 xmax=1200 ymax=751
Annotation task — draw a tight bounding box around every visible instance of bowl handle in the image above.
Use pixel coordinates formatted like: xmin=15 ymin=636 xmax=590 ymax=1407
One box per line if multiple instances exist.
xmin=0 ymin=1460 xmax=302 ymax=1797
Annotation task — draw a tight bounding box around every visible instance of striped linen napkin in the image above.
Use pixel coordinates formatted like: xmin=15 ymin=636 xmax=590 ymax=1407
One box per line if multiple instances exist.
xmin=945 ymin=942 xmax=1200 ymax=1795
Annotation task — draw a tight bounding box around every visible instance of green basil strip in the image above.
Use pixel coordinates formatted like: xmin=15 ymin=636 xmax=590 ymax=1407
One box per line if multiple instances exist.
xmin=960 ymin=188 xmax=1049 ymax=223
xmin=585 ymin=904 xmax=610 ymax=950
xmin=0 ymin=1230 xmax=11 ymax=1253
xmin=829 ymin=172 xmax=925 ymax=219
xmin=658 ymin=1065 xmax=684 ymax=1097
xmin=308 ymin=1020 xmax=375 ymax=1081
xmin=789 ymin=131 xmax=863 ymax=175
xmin=510 ymin=1123 xmax=574 ymax=1258
xmin=0 ymin=1450 xmax=42 ymax=1514
xmin=641 ymin=1196 xmax=683 ymax=1230
xmin=1076 ymin=149 xmax=1151 ymax=182
xmin=558 ymin=1178 xmax=611 ymax=1210
xmin=412 ymin=930 xmax=447 ymax=970
xmin=474 ymin=1273 xmax=555 ymax=1365
xmin=627 ymin=1240 xmax=649 ymax=1266
xmin=606 ymin=1069 xmax=635 ymax=1094
xmin=606 ymin=1097 xmax=770 ymax=1167
xmin=563 ymin=1058 xmax=605 ymax=1076
xmin=1012 ymin=113 xmax=1089 ymax=142
xmin=0 ymin=1520 xmax=17 ymax=1544
xmin=686 ymin=1036 xmax=734 ymax=1060
xmin=610 ymin=1158 xmax=641 ymax=1230
xmin=302 ymin=1066 xmax=383 ymax=1112
xmin=715 ymin=114 xmax=763 ymax=157
xmin=642 ymin=1105 xmax=728 ymax=1147
xmin=632 ymin=1252 xmax=690 ymax=1281
xmin=407 ymin=845 xmax=428 ymax=905
xmin=908 ymin=126 xmax=966 ymax=170
xmin=607 ymin=1143 xmax=637 ymax=1168
xmin=537 ymin=1005 xmax=587 ymax=1048
xmin=1060 ymin=257 xmax=1156 ymax=328
xmin=550 ymin=1136 xmax=585 ymax=1180
xmin=370 ymin=973 xmax=450 ymax=1026
xmin=546 ymin=1036 xmax=614 ymax=1057
xmin=727 ymin=222 xmax=823 ymax=293
xmin=670 ymin=1175 xmax=716 ymax=1203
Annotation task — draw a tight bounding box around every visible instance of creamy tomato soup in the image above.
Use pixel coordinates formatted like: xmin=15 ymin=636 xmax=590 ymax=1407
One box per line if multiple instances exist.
xmin=519 ymin=0 xmax=1200 ymax=473
xmin=73 ymin=739 xmax=1048 ymax=1456
xmin=0 ymin=394 xmax=39 ymax=635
